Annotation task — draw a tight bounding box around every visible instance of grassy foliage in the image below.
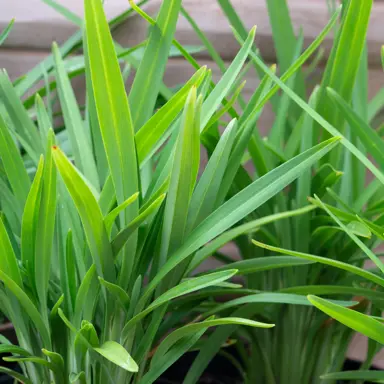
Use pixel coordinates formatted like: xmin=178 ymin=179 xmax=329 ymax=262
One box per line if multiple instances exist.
xmin=0 ymin=0 xmax=382 ymax=383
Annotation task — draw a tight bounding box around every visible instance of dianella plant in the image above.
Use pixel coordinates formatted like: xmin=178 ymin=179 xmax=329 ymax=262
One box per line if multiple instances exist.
xmin=174 ymin=0 xmax=384 ymax=383
xmin=0 ymin=0 xmax=347 ymax=383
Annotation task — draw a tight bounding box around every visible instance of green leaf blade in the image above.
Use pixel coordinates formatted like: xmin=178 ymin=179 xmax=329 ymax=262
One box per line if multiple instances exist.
xmin=94 ymin=341 xmax=138 ymax=372
xmin=52 ymin=146 xmax=115 ymax=282
xmin=308 ymin=295 xmax=384 ymax=344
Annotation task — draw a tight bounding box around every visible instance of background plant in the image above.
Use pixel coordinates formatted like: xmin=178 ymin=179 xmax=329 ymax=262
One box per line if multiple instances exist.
xmin=0 ymin=0 xmax=351 ymax=383
xmin=168 ymin=0 xmax=384 ymax=383
xmin=277 ymin=46 xmax=384 ymax=384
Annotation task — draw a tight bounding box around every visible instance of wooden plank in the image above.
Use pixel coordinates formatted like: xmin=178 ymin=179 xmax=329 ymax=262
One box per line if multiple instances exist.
xmin=0 ymin=49 xmax=48 ymax=81
xmin=1 ymin=0 xmax=384 ymax=66
xmin=2 ymin=49 xmax=383 ymax=116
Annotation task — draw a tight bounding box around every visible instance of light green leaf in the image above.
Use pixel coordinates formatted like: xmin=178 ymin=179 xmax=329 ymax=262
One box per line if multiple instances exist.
xmin=280 ymin=285 xmax=384 ymax=302
xmin=187 ymin=119 xmax=237 ymax=232
xmin=252 ymin=240 xmax=384 ymax=288
xmin=84 ymin=0 xmax=139 ymax=209
xmin=85 ymin=0 xmax=139 ymax=289
xmin=35 ymin=95 xmax=52 ymax=147
xmin=94 ymin=341 xmax=138 ymax=372
xmin=254 ymin=7 xmax=341 ymax=111
xmin=0 ymin=113 xmax=30 ymax=205
xmin=104 ymin=192 xmax=139 ymax=236
xmin=73 ymin=265 xmax=96 ymax=328
xmin=238 ymin=32 xmax=384 ymax=186
xmin=311 ymin=163 xmax=343 ymax=198
xmin=70 ymin=372 xmax=86 ymax=384
xmin=143 ymin=137 xmax=340 ymax=300
xmin=122 ymin=270 xmax=238 ymax=339
xmin=0 ymin=367 xmax=32 ymax=384
xmin=206 ymin=81 xmax=245 ymax=131
xmin=321 ymin=370 xmax=384 ymax=381
xmin=294 ymin=89 xmax=318 ymax=252
xmin=77 ymin=320 xmax=99 ymax=348
xmin=0 ymin=269 xmax=50 ymax=347
xmin=265 ymin=0 xmax=304 ymax=82
xmin=188 ymin=206 xmax=315 ymax=272
xmin=308 ymin=295 xmax=384 ymax=344
xmin=152 ymin=317 xmax=273 ymax=366
xmin=3 ymin=356 xmax=58 ymax=373
xmin=201 ymin=26 xmax=256 ymax=129
xmin=381 ymin=45 xmax=384 ymax=71
xmin=35 ymin=131 xmax=57 ymax=320
xmin=135 ymin=67 xmax=206 ymax=165
xmin=21 ymin=156 xmax=44 ymax=287
xmin=98 ymin=277 xmax=130 ymax=310
xmin=52 ymin=146 xmax=115 ymax=282
xmin=53 ymin=42 xmax=100 ymax=189
xmin=0 ymin=19 xmax=15 ymax=45
xmin=0 ymin=177 xmax=21 ymax=233
xmin=204 ymin=293 xmax=357 ymax=318
xmin=159 ymin=88 xmax=200 ymax=273
xmin=314 ymin=195 xmax=384 ymax=274
xmin=318 ymin=0 xmax=373 ymax=133
xmin=42 ymin=349 xmax=65 ymax=372
xmin=0 ymin=71 xmax=42 ymax=161
xmin=346 ymin=221 xmax=371 ymax=238
xmin=0 ymin=215 xmax=23 ymax=288
xmin=59 ymin=230 xmax=77 ymax=315
xmin=215 ymin=256 xmax=314 ymax=276
xmin=111 ymin=194 xmax=166 ymax=256
xmin=0 ymin=344 xmax=32 ymax=356
xmin=50 ymin=294 xmax=64 ymax=320
xmin=141 ymin=330 xmax=206 ymax=384
xmin=327 ymin=87 xmax=384 ymax=169
xmin=129 ymin=0 xmax=183 ymax=131
xmin=83 ymin=27 xmax=109 ymax=185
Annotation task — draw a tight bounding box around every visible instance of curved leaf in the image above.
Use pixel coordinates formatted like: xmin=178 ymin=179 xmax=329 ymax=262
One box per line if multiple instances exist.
xmin=143 ymin=137 xmax=340 ymax=300
xmin=215 ymin=256 xmax=314 ymax=275
xmin=112 ymin=194 xmax=166 ymax=256
xmin=0 ymin=367 xmax=32 ymax=384
xmin=203 ymin=293 xmax=357 ymax=317
xmin=0 ymin=113 xmax=30 ymax=204
xmin=280 ymin=285 xmax=384 ymax=302
xmin=308 ymin=295 xmax=384 ymax=344
xmin=35 ymin=131 xmax=57 ymax=320
xmin=201 ymin=26 xmax=256 ymax=128
xmin=0 ymin=19 xmax=14 ymax=45
xmin=21 ymin=156 xmax=44 ymax=285
xmin=253 ymin=240 xmax=384 ymax=288
xmin=0 ymin=270 xmax=50 ymax=347
xmin=53 ymin=43 xmax=99 ymax=189
xmin=94 ymin=341 xmax=138 ymax=373
xmin=129 ymin=0 xmax=183 ymax=131
xmin=153 ymin=317 xmax=273 ymax=366
xmin=122 ymin=270 xmax=238 ymax=339
xmin=98 ymin=277 xmax=130 ymax=311
xmin=314 ymin=195 xmax=384 ymax=274
xmin=0 ymin=344 xmax=32 ymax=357
xmin=188 ymin=206 xmax=315 ymax=272
xmin=135 ymin=67 xmax=206 ymax=164
xmin=0 ymin=214 xmax=23 ymax=289
xmin=52 ymin=146 xmax=115 ymax=282
xmin=321 ymin=370 xmax=384 ymax=381
xmin=104 ymin=192 xmax=139 ymax=236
